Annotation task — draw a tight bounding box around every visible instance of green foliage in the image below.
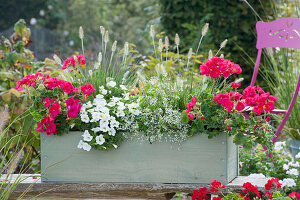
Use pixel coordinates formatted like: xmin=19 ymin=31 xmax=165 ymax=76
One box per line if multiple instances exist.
xmin=240 ymin=143 xmax=300 ymax=193
xmin=158 ymin=0 xmax=271 ymax=85
xmin=0 ymin=19 xmax=58 ymax=173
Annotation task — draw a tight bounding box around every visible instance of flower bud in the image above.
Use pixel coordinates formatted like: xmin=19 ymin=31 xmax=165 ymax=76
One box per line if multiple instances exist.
xmin=187 ymin=48 xmax=193 ymax=59
xmin=150 ymin=25 xmax=155 ymax=38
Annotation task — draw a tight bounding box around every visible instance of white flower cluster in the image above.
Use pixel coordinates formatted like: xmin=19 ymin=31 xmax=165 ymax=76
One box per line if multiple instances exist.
xmin=279 ymin=178 xmax=296 ymax=188
xmin=78 ymin=81 xmax=140 ymax=151
xmin=123 ymin=78 xmax=190 ymax=145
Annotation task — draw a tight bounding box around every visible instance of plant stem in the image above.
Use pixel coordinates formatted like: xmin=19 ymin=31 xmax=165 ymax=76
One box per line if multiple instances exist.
xmin=211 ymin=79 xmax=216 ymax=94
xmin=196 ymin=35 xmax=204 ymax=55
xmin=81 ymin=38 xmax=84 ymax=56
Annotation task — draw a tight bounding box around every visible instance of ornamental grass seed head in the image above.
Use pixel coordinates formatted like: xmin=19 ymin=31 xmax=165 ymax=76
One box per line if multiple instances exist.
xmin=79 ymin=26 xmax=84 ymax=39
xmin=202 ymin=23 xmax=209 ymax=36
xmin=98 ymin=52 xmax=102 ymax=64
xmin=150 ymin=25 xmax=155 ymax=38
xmin=165 ymin=36 xmax=169 ymax=50
xmin=208 ymin=50 xmax=213 ymax=59
xmin=220 ymin=39 xmax=228 ymax=48
xmin=104 ymin=30 xmax=109 ymax=43
xmin=124 ymin=42 xmax=129 ymax=56
xmin=53 ymin=54 xmax=62 ymax=66
xmin=175 ymin=33 xmax=180 ymax=46
xmin=112 ymin=41 xmax=117 ymax=52
xmin=188 ymin=48 xmax=193 ymax=59
xmin=158 ymin=38 xmax=163 ymax=52
xmin=100 ymin=26 xmax=105 ymax=36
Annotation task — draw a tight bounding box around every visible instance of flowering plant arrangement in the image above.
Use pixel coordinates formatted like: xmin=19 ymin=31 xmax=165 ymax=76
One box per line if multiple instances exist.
xmin=174 ymin=178 xmax=300 ymax=200
xmin=181 ymin=56 xmax=277 ymax=149
xmin=15 ymin=70 xmax=96 ymax=135
xmin=77 ymin=80 xmax=140 ymax=151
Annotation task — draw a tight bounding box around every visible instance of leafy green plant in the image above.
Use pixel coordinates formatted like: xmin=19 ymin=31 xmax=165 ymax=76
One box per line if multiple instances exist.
xmin=0 ymin=19 xmax=58 ymax=173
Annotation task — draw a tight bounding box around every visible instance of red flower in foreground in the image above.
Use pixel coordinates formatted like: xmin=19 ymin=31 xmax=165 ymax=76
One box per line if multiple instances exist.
xmin=263 ymin=191 xmax=273 ymax=199
xmin=210 ymin=180 xmax=225 ymax=192
xmin=212 ymin=197 xmax=222 ymax=200
xmin=242 ymin=182 xmax=260 ymax=197
xmin=265 ymin=178 xmax=281 ymax=191
xmin=289 ymin=192 xmax=300 ymax=200
xmin=191 ymin=187 xmax=207 ymax=200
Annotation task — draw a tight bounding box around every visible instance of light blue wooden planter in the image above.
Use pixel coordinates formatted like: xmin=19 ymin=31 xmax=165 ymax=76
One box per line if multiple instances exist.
xmin=41 ymin=131 xmax=238 ymax=184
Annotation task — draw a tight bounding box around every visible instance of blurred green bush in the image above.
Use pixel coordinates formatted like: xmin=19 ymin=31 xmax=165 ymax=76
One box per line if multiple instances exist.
xmin=158 ymin=0 xmax=272 ymax=85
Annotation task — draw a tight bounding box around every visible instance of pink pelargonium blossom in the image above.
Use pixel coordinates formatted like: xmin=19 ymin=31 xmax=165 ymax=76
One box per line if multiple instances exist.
xmin=36 ymin=116 xmax=58 ymax=135
xmin=80 ymin=84 xmax=96 ymax=96
xmin=15 ymin=72 xmax=45 ymax=91
xmin=231 ymin=82 xmax=241 ymax=88
xmin=200 ymin=57 xmax=242 ymax=79
xmin=44 ymin=97 xmax=55 ymax=107
xmin=49 ymin=101 xmax=61 ymax=119
xmin=188 ymin=113 xmax=195 ymax=121
xmin=62 ymin=54 xmax=86 ymax=70
xmin=60 ymin=81 xmax=75 ymax=93
xmin=66 ymin=96 xmax=82 ymax=118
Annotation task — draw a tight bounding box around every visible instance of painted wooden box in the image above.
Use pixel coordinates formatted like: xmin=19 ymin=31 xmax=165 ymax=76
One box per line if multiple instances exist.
xmin=41 ymin=131 xmax=238 ymax=184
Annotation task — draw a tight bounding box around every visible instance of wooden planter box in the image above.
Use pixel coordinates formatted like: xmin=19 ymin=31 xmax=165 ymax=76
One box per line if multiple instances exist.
xmin=41 ymin=131 xmax=238 ymax=184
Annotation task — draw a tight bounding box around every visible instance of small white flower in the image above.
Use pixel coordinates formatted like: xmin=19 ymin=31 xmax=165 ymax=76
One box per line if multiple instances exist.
xmin=100 ymin=118 xmax=109 ymax=125
xmin=95 ymin=134 xmax=105 ymax=145
xmin=113 ymin=144 xmax=118 ymax=149
xmin=283 ymin=163 xmax=290 ymax=170
xmin=107 ymin=101 xmax=116 ymax=107
xmin=99 ymin=86 xmax=104 ymax=90
xmin=48 ymin=5 xmax=53 ymax=10
xmin=123 ymin=93 xmax=130 ymax=100
xmin=81 ymin=114 xmax=90 ymax=123
xmin=111 ymin=97 xmax=122 ymax=102
xmin=296 ymin=152 xmax=300 ymax=159
xmin=102 ymin=89 xmax=107 ymax=95
xmin=82 ymin=130 xmax=93 ymax=142
xmin=70 ymin=124 xmax=75 ymax=129
xmin=107 ymin=81 xmax=116 ymax=88
xmin=279 ymin=178 xmax=296 ymax=188
xmin=77 ymin=140 xmax=84 ymax=149
xmin=95 ymin=94 xmax=104 ymax=99
xmin=116 ymin=111 xmax=125 ymax=117
xmin=100 ymin=124 xmax=109 ymax=132
xmin=108 ymin=128 xmax=116 ymax=136
xmin=82 ymin=142 xmax=91 ymax=151
xmin=88 ymin=70 xmax=93 ymax=77
xmin=120 ymin=85 xmax=127 ymax=90
xmin=108 ymin=116 xmax=115 ymax=121
xmin=100 ymin=107 xmax=110 ymax=114
xmin=286 ymin=168 xmax=299 ymax=176
xmin=110 ymin=120 xmax=119 ymax=128
xmin=274 ymin=141 xmax=285 ymax=151
xmin=130 ymin=109 xmax=140 ymax=115
xmin=91 ymin=127 xmax=101 ymax=132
